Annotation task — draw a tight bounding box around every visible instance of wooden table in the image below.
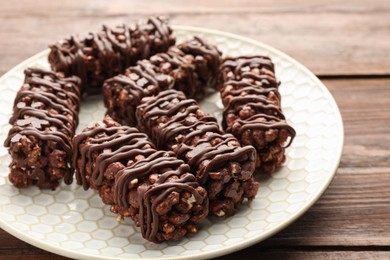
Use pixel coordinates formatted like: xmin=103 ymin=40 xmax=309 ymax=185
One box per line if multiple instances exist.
xmin=1 ymin=0 xmax=389 ymax=259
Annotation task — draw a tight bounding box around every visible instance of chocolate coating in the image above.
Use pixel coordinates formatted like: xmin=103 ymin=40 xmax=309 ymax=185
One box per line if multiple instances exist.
xmin=219 ymin=55 xmax=296 ymax=173
xmin=137 ymin=89 xmax=259 ymax=217
xmin=49 ymin=16 xmax=175 ymax=94
xmin=72 ymin=121 xmax=154 ymax=190
xmin=103 ymin=37 xmax=222 ymax=126
xmin=72 ymin=116 xmax=208 ymax=243
xmin=114 ymin=150 xmax=207 ymax=242
xmin=177 ymin=36 xmax=222 ymax=90
xmin=220 ymin=55 xmax=277 ymax=82
xmin=102 ymin=63 xmax=164 ymax=126
xmin=4 ymin=68 xmax=81 ymax=189
xmin=142 ymin=47 xmax=199 ymax=98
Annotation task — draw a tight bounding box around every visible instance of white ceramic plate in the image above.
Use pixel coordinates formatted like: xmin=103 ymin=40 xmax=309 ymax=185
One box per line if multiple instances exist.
xmin=0 ymin=26 xmax=343 ymax=259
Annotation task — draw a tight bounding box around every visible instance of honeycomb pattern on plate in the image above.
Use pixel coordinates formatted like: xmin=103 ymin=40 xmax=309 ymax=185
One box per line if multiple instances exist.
xmin=0 ymin=27 xmax=343 ymax=259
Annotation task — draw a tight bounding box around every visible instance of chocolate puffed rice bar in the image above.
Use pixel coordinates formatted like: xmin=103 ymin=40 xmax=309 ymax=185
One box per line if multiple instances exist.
xmin=219 ymin=56 xmax=296 ymax=173
xmin=102 ymin=37 xmax=222 ymax=126
xmin=49 ymin=16 xmax=175 ymax=94
xmin=137 ymin=89 xmax=259 ymax=217
xmin=4 ymin=68 xmax=81 ymax=189
xmin=72 ymin=116 xmax=208 ymax=243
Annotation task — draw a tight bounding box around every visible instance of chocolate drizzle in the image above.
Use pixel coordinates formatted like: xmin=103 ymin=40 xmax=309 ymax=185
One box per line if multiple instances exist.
xmin=102 ymin=65 xmax=162 ymax=126
xmin=176 ymin=134 xmax=256 ymax=184
xmin=137 ymin=89 xmax=259 ymax=216
xmin=72 ymin=122 xmax=155 ymax=189
xmin=223 ymin=95 xmax=285 ymax=121
xmin=103 ymin=37 xmax=222 ymax=126
xmin=138 ymin=90 xmax=219 ymax=149
xmin=177 ymin=36 xmax=222 ymax=89
xmin=219 ymin=55 xmax=296 ymax=173
xmin=221 ymin=80 xmax=281 ymax=105
xmin=49 ymin=16 xmax=176 ymax=94
xmin=72 ymin=116 xmax=208 ymax=243
xmin=221 ymin=55 xmax=276 ymax=79
xmin=114 ymin=150 xmax=204 ymax=242
xmin=4 ymin=68 xmax=81 ymax=188
xmin=143 ymin=47 xmax=199 ymax=98
xmin=236 ymin=114 xmax=296 ymax=148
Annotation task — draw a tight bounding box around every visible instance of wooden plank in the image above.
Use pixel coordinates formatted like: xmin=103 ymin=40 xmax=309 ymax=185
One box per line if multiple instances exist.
xmin=217 ymin=249 xmax=390 ymax=260
xmin=2 ymin=243 xmax=390 ymax=260
xmin=327 ymin=79 xmax=390 ymax=168
xmin=0 ymin=249 xmax=66 ymax=260
xmin=2 ymin=222 xmax=390 ymax=260
xmin=0 ymin=0 xmax=389 ymax=76
xmin=1 ymin=0 xmax=390 ymax=15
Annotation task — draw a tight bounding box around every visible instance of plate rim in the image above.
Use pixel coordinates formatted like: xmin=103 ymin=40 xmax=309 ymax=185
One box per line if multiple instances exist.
xmin=0 ymin=25 xmax=344 ymax=260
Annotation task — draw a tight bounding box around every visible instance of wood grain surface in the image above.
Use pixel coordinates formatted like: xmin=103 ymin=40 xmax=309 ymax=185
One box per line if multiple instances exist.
xmin=1 ymin=0 xmax=390 ymax=77
xmin=1 ymin=0 xmax=389 ymax=259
